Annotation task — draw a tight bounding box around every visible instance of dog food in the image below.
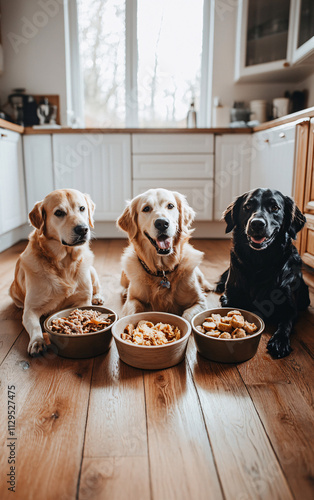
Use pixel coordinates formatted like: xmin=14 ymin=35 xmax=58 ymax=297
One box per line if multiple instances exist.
xmin=196 ymin=310 xmax=258 ymax=339
xmin=50 ymin=309 xmax=115 ymax=335
xmin=121 ymin=320 xmax=181 ymax=346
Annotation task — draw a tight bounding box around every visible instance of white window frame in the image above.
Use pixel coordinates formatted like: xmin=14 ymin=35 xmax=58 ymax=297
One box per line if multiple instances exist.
xmin=66 ymin=0 xmax=214 ymax=128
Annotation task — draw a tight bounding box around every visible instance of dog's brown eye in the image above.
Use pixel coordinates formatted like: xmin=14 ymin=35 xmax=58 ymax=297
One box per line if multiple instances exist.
xmin=271 ymin=205 xmax=279 ymax=212
xmin=243 ymin=204 xmax=251 ymax=212
xmin=54 ymin=210 xmax=66 ymax=217
xmin=142 ymin=206 xmax=151 ymax=213
xmin=80 ymin=206 xmax=85 ymax=212
xmin=167 ymin=203 xmax=175 ymax=209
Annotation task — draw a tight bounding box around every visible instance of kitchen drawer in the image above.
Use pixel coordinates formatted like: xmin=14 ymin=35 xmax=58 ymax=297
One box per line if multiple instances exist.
xmin=132 ymin=134 xmax=214 ymax=154
xmin=133 ymin=179 xmax=213 ymax=220
xmin=133 ymin=154 xmax=214 ymax=179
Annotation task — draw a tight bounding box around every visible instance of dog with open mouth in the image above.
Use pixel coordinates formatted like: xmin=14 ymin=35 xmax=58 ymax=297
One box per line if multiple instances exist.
xmin=216 ymin=188 xmax=310 ymax=359
xmin=117 ymin=188 xmax=211 ymax=321
xmin=9 ymin=189 xmax=104 ymax=356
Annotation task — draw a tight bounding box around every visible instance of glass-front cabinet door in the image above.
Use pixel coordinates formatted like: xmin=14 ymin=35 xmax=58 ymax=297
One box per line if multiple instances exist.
xmin=235 ymin=0 xmax=294 ymax=81
xmin=292 ymin=0 xmax=314 ymax=63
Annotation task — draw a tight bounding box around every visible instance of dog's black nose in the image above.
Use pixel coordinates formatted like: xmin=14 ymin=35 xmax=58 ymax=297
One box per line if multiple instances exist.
xmin=154 ymin=218 xmax=169 ymax=232
xmin=250 ymin=218 xmax=266 ymax=232
xmin=74 ymin=225 xmax=88 ymax=236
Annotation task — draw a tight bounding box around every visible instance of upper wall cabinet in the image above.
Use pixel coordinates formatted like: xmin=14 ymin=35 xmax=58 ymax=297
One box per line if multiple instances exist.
xmin=291 ymin=0 xmax=314 ymax=65
xmin=235 ymin=0 xmax=314 ymax=82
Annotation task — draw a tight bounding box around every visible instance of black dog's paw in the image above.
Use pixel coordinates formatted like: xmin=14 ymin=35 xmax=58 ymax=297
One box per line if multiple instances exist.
xmin=267 ymin=335 xmax=292 ymax=359
xmin=220 ymin=294 xmax=229 ymax=307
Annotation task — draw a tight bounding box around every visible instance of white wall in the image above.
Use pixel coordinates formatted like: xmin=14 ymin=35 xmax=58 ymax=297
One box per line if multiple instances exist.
xmin=0 ymin=0 xmax=68 ymax=124
xmin=295 ymin=73 xmax=314 ymax=108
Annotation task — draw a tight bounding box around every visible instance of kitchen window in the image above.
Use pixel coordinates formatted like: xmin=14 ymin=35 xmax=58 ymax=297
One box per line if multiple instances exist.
xmin=73 ymin=0 xmax=212 ymax=128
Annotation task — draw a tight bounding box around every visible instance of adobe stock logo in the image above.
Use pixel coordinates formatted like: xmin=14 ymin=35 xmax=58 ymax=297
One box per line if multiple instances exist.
xmin=7 ymin=0 xmax=63 ymax=55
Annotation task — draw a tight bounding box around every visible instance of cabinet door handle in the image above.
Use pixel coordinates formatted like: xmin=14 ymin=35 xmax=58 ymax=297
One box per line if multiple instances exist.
xmin=264 ymin=138 xmax=269 ymax=143
xmin=279 ymin=132 xmax=286 ymax=138
xmin=1 ymin=133 xmax=8 ymax=138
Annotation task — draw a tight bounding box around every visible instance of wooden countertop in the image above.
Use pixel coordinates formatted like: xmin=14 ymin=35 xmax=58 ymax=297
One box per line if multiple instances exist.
xmin=1 ymin=106 xmax=314 ymax=135
xmin=22 ymin=127 xmax=252 ymax=135
xmin=0 ymin=119 xmax=24 ymax=134
xmin=253 ymin=106 xmax=314 ymax=131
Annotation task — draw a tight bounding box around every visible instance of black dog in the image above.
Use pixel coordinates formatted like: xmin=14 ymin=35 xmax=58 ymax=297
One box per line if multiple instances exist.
xmin=217 ymin=188 xmax=310 ymax=359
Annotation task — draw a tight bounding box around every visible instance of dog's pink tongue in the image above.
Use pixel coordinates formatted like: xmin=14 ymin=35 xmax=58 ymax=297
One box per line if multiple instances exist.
xmin=157 ymin=237 xmax=172 ymax=250
xmin=251 ymin=236 xmax=266 ymax=244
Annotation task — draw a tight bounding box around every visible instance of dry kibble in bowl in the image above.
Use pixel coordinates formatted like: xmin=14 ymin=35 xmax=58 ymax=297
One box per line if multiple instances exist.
xmin=121 ymin=320 xmax=181 ymax=346
xmin=196 ymin=311 xmax=257 ymax=339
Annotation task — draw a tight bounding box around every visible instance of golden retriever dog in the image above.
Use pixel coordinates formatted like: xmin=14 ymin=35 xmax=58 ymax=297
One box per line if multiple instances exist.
xmin=9 ymin=189 xmax=104 ymax=356
xmin=117 ymin=188 xmax=210 ymax=321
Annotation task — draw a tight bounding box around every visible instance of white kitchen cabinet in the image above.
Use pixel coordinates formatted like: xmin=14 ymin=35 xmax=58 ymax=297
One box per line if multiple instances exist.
xmin=52 ymin=134 xmax=131 ymax=220
xmin=132 ymin=134 xmax=214 ymax=154
xmin=132 ymin=133 xmax=214 ymax=221
xmin=23 ymin=135 xmax=54 ymax=211
xmin=133 ymin=154 xmax=214 ymax=179
xmin=133 ymin=179 xmax=214 ymax=221
xmin=0 ymin=129 xmax=27 ymax=234
xmin=291 ymin=0 xmax=314 ymax=64
xmin=214 ymin=135 xmax=252 ymax=220
xmin=250 ymin=122 xmax=296 ymax=196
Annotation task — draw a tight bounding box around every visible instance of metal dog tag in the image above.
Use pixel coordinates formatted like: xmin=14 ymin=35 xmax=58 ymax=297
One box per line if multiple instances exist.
xmin=160 ymin=277 xmax=171 ymax=289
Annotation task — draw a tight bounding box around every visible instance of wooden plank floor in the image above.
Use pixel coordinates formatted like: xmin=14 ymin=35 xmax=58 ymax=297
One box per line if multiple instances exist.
xmin=0 ymin=238 xmax=313 ymax=500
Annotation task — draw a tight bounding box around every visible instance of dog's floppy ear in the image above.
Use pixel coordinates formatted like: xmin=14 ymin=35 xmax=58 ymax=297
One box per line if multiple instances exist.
xmin=117 ymin=199 xmax=138 ymax=240
xmin=174 ymin=192 xmax=195 ymax=235
xmin=223 ymin=192 xmax=248 ymax=233
xmin=84 ymin=193 xmax=95 ymax=228
xmin=284 ymin=196 xmax=306 ymax=240
xmin=29 ymin=201 xmax=46 ymax=231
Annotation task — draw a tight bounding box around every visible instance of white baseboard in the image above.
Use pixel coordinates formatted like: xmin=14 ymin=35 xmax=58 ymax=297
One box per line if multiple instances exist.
xmin=0 ymin=221 xmax=230 ymax=253
xmin=0 ymin=224 xmax=31 ymax=252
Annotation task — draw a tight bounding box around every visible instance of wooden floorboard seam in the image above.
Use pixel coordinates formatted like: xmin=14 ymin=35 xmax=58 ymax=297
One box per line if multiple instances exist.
xmin=0 ymin=327 xmax=24 ymax=367
xmin=76 ymin=359 xmax=95 ymax=500
xmin=235 ymin=365 xmax=296 ymax=499
xmin=142 ymin=371 xmax=153 ymax=500
xmin=185 ymin=359 xmax=226 ymax=500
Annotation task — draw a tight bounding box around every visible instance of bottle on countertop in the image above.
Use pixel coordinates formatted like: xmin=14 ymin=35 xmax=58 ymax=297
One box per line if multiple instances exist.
xmin=187 ymin=100 xmax=197 ymax=128
xmin=213 ymin=97 xmax=230 ymax=127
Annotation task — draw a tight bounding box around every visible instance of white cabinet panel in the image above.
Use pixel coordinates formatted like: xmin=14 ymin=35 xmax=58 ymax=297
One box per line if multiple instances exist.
xmin=133 ymin=179 xmax=213 ymax=221
xmin=23 ymin=135 xmax=54 ymax=211
xmin=52 ymin=134 xmax=131 ymax=221
xmin=214 ymin=135 xmax=251 ymax=220
xmin=133 ymin=154 xmax=214 ymax=179
xmin=132 ymin=134 xmax=214 ymax=154
xmin=250 ymin=123 xmax=296 ymax=196
xmin=0 ymin=129 xmax=27 ymax=234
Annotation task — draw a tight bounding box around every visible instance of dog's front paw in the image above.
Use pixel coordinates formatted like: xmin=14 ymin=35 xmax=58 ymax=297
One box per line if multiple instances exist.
xmin=182 ymin=311 xmax=193 ymax=323
xmin=28 ymin=337 xmax=47 ymax=357
xmin=267 ymin=335 xmax=292 ymax=359
xmin=203 ymin=280 xmax=214 ymax=293
xmin=92 ymin=294 xmax=105 ymax=305
xmin=220 ymin=294 xmax=228 ymax=307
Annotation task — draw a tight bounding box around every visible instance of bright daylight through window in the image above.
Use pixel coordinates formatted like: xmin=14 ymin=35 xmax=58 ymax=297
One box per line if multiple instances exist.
xmin=77 ymin=0 xmax=204 ymax=127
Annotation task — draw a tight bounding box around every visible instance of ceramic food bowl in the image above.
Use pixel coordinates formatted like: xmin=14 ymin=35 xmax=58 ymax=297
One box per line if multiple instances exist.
xmin=112 ymin=311 xmax=191 ymax=370
xmin=191 ymin=307 xmax=264 ymax=363
xmin=44 ymin=305 xmax=118 ymax=359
